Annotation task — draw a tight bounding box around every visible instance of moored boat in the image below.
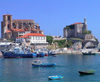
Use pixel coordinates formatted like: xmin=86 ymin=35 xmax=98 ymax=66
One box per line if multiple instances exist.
xmin=82 ymin=52 xmax=97 ymax=55
xmin=32 ymin=60 xmax=56 ymax=67
xmin=36 ymin=52 xmax=45 ymax=57
xmin=48 ymin=75 xmax=63 ymax=80
xmin=78 ymin=70 xmax=95 ymax=75
xmin=48 ymin=50 xmax=56 ymax=56
xmin=1 ymin=46 xmax=37 ymax=58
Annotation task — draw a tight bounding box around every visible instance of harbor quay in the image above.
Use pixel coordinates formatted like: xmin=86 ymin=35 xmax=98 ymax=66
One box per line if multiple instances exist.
xmin=54 ymin=48 xmax=99 ymax=55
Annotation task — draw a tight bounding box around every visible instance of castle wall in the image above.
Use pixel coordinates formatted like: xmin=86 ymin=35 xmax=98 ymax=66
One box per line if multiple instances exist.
xmin=83 ymin=34 xmax=95 ymax=40
xmin=63 ymin=28 xmax=68 ymax=38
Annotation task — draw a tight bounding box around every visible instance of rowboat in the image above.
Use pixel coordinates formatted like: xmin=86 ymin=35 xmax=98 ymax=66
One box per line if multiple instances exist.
xmin=78 ymin=70 xmax=95 ymax=75
xmin=48 ymin=75 xmax=63 ymax=80
xmin=32 ymin=60 xmax=56 ymax=67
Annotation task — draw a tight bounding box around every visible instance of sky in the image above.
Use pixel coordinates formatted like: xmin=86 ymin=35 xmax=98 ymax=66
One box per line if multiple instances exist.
xmin=0 ymin=0 xmax=100 ymax=40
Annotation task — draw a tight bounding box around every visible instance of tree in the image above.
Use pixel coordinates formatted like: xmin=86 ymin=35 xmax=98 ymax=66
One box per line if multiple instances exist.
xmin=46 ymin=36 xmax=53 ymax=45
xmin=66 ymin=40 xmax=73 ymax=48
xmin=88 ymin=30 xmax=92 ymax=34
xmin=83 ymin=30 xmax=91 ymax=34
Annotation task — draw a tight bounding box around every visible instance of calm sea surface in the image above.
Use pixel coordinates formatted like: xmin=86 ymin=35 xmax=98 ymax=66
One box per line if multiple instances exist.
xmin=0 ymin=54 xmax=100 ymax=82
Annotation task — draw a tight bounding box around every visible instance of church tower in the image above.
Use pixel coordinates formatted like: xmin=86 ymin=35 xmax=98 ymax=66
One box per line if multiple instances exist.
xmin=1 ymin=14 xmax=12 ymax=38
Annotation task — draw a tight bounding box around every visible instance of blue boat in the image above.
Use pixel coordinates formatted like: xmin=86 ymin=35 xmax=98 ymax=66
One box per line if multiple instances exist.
xmin=1 ymin=46 xmax=37 ymax=58
xmin=32 ymin=60 xmax=56 ymax=67
xmin=36 ymin=52 xmax=45 ymax=57
xmin=48 ymin=75 xmax=63 ymax=80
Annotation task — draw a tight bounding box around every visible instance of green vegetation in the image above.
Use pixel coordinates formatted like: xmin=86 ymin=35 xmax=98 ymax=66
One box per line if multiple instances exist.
xmin=66 ymin=40 xmax=73 ymax=48
xmin=94 ymin=36 xmax=98 ymax=42
xmin=65 ymin=26 xmax=71 ymax=30
xmin=46 ymin=36 xmax=53 ymax=45
xmin=7 ymin=39 xmax=14 ymax=41
xmin=82 ymin=30 xmax=92 ymax=34
xmin=53 ymin=39 xmax=73 ymax=48
xmin=70 ymin=38 xmax=83 ymax=40
xmin=53 ymin=39 xmax=67 ymax=48
xmin=65 ymin=25 xmax=74 ymax=30
xmin=46 ymin=35 xmax=74 ymax=48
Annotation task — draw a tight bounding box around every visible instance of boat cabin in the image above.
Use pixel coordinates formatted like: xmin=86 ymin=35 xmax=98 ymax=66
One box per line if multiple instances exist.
xmin=33 ymin=60 xmax=41 ymax=64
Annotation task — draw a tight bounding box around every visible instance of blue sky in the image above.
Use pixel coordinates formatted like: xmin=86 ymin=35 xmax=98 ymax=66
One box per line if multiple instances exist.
xmin=0 ymin=0 xmax=100 ymax=40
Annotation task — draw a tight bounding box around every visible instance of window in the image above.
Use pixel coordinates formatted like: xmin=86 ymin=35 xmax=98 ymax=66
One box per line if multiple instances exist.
xmin=8 ymin=16 xmax=10 ymax=20
xmin=33 ymin=37 xmax=34 ymax=40
xmin=23 ymin=22 xmax=26 ymax=26
xmin=29 ymin=23 xmax=31 ymax=26
xmin=12 ymin=23 xmax=15 ymax=26
xmin=8 ymin=24 xmax=10 ymax=30
xmin=40 ymin=37 xmax=41 ymax=40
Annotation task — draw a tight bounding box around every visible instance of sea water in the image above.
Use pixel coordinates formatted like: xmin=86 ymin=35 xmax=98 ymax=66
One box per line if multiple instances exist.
xmin=0 ymin=54 xmax=100 ymax=82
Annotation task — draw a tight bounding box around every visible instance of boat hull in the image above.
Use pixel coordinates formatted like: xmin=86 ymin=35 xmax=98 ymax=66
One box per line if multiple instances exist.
xmin=36 ymin=52 xmax=45 ymax=57
xmin=48 ymin=75 xmax=63 ymax=80
xmin=32 ymin=63 xmax=56 ymax=67
xmin=1 ymin=51 xmax=37 ymax=58
xmin=82 ymin=52 xmax=97 ymax=55
xmin=78 ymin=71 xmax=94 ymax=75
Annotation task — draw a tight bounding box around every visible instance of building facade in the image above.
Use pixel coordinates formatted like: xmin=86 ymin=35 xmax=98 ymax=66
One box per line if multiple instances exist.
xmin=63 ymin=17 xmax=95 ymax=40
xmin=16 ymin=33 xmax=48 ymax=48
xmin=1 ymin=14 xmax=43 ymax=40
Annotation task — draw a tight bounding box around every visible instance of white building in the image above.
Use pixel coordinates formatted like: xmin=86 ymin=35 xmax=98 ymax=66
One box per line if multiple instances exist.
xmin=0 ymin=41 xmax=12 ymax=50
xmin=16 ymin=33 xmax=48 ymax=48
xmin=52 ymin=36 xmax=66 ymax=40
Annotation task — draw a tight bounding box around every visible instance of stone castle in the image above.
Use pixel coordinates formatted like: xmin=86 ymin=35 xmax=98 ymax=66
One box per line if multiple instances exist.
xmin=1 ymin=14 xmax=43 ymax=40
xmin=63 ymin=17 xmax=95 ymax=40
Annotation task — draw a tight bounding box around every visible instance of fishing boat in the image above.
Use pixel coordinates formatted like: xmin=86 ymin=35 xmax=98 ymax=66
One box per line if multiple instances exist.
xmin=36 ymin=52 xmax=45 ymax=57
xmin=48 ymin=50 xmax=56 ymax=56
xmin=1 ymin=46 xmax=37 ymax=58
xmin=82 ymin=52 xmax=97 ymax=55
xmin=48 ymin=75 xmax=63 ymax=80
xmin=78 ymin=70 xmax=95 ymax=75
xmin=82 ymin=50 xmax=97 ymax=55
xmin=32 ymin=60 xmax=56 ymax=67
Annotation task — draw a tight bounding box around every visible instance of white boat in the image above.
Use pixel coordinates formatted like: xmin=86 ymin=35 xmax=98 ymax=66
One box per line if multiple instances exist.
xmin=32 ymin=60 xmax=56 ymax=67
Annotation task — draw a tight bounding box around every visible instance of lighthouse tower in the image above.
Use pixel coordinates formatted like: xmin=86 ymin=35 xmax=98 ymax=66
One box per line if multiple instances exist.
xmin=84 ymin=17 xmax=87 ymax=30
xmin=84 ymin=17 xmax=87 ymax=25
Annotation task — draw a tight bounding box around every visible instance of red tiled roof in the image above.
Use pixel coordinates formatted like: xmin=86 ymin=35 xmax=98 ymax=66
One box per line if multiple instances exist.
xmin=24 ymin=28 xmax=29 ymax=31
xmin=5 ymin=30 xmax=12 ymax=33
xmin=33 ymin=29 xmax=36 ymax=31
xmin=16 ymin=36 xmax=30 ymax=39
xmin=72 ymin=22 xmax=82 ymax=25
xmin=12 ymin=28 xmax=25 ymax=32
xmin=16 ymin=33 xmax=45 ymax=39
xmin=24 ymin=33 xmax=45 ymax=36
